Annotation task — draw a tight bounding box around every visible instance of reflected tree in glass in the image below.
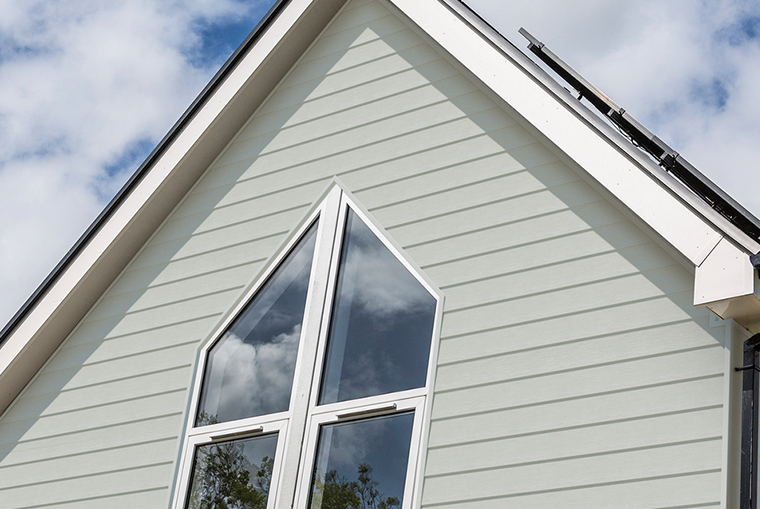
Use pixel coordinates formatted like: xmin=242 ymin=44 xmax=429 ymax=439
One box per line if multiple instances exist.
xmin=308 ymin=413 xmax=414 ymax=509
xmin=320 ymin=209 xmax=436 ymax=404
xmin=198 ymin=222 xmax=318 ymax=424
xmin=187 ymin=433 xmax=278 ymax=509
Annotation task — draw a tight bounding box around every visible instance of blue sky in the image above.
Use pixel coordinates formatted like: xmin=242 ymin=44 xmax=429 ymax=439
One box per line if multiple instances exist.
xmin=0 ymin=0 xmax=277 ymax=326
xmin=0 ymin=0 xmax=759 ymax=327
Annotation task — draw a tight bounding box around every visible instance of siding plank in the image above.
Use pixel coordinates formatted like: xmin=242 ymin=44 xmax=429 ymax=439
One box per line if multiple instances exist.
xmin=433 ymin=346 xmax=723 ymax=415
xmin=428 ymin=377 xmax=723 ymax=447
xmin=426 ymin=221 xmax=651 ymax=290
xmin=407 ymin=201 xmax=628 ymax=268
xmin=21 ymin=343 xmax=195 ymax=398
xmin=0 ymin=439 xmax=177 ymax=489
xmin=258 ymin=44 xmax=443 ymax=115
xmin=0 ymin=392 xmax=187 ymax=443
xmin=421 ymin=471 xmax=721 ymax=509
xmin=0 ymin=415 xmax=181 ymax=467
xmin=46 ymin=316 xmax=214 ymax=368
xmin=425 ymin=406 xmax=723 ymax=476
xmin=440 ymin=267 xmax=691 ymax=339
xmin=438 ymin=293 xmax=708 ymax=363
xmin=422 ymin=440 xmax=722 ymax=504
xmin=0 ymin=463 xmax=173 ymax=508
xmin=437 ymin=314 xmax=716 ymax=369
xmin=358 ymin=159 xmax=568 ymax=211
xmin=442 ymin=243 xmax=676 ymax=312
xmin=301 ymin=13 xmax=404 ymax=64
xmin=12 ymin=489 xmax=169 ymax=509
xmin=4 ymin=367 xmax=191 ymax=423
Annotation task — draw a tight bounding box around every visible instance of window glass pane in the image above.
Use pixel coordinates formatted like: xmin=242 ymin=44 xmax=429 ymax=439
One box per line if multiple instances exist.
xmin=308 ymin=412 xmax=414 ymax=509
xmin=320 ymin=209 xmax=436 ymax=404
xmin=187 ymin=433 xmax=278 ymax=509
xmin=198 ymin=222 xmax=318 ymax=424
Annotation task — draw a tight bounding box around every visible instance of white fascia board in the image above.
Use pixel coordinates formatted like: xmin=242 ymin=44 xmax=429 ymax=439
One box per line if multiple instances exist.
xmin=389 ymin=0 xmax=760 ymax=326
xmin=437 ymin=0 xmax=760 ymax=258
xmin=695 ymin=237 xmax=760 ymax=330
xmin=391 ymin=0 xmax=722 ymax=265
xmin=0 ymin=0 xmax=347 ymax=414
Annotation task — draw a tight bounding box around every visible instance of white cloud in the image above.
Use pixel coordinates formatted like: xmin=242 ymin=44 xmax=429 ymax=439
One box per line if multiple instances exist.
xmin=0 ymin=0 xmax=268 ymax=326
xmin=1 ymin=0 xmax=759 ymax=329
xmin=467 ymin=0 xmax=760 ymax=217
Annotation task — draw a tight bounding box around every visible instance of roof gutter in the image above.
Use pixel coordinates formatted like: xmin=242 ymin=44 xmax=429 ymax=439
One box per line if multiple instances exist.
xmin=0 ymin=0 xmax=291 ymax=347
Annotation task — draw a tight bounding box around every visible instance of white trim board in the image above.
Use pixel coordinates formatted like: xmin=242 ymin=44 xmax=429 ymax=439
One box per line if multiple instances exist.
xmin=386 ymin=0 xmax=760 ymax=327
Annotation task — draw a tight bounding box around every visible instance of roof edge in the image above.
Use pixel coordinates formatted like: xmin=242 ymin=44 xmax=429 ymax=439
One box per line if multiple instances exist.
xmin=0 ymin=0 xmax=291 ymax=347
xmin=441 ymin=0 xmax=760 ymax=257
xmin=518 ymin=27 xmax=760 ymax=244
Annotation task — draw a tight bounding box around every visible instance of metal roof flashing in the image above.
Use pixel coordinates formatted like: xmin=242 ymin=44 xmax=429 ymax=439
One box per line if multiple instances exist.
xmin=444 ymin=0 xmax=760 ymax=257
xmin=438 ymin=0 xmax=760 ymax=330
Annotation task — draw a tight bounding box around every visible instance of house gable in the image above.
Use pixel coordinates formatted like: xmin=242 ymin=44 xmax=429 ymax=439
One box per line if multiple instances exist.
xmin=0 ymin=0 xmax=751 ymax=508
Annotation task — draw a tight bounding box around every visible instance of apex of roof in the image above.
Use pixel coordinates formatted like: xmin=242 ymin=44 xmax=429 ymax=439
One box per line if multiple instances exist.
xmin=1 ymin=0 xmax=759 ymax=415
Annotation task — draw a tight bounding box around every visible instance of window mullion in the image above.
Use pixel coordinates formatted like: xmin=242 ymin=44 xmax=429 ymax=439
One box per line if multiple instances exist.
xmin=275 ymin=186 xmax=344 ymax=508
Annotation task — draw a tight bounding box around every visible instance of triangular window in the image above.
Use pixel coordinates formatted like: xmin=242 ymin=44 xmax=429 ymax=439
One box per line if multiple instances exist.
xmin=173 ymin=186 xmax=440 ymax=509
xmin=320 ymin=208 xmax=436 ymax=404
xmin=197 ymin=222 xmax=318 ymax=424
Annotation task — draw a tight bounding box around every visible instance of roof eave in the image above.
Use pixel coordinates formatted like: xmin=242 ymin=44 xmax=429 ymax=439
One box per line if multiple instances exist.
xmin=412 ymin=0 xmax=760 ymax=330
xmin=445 ymin=0 xmax=760 ymax=256
xmin=0 ymin=0 xmax=349 ymax=416
xmin=0 ymin=0 xmax=292 ymax=348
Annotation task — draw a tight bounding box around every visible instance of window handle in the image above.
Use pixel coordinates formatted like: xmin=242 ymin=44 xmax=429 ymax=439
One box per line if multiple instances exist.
xmin=209 ymin=426 xmax=264 ymax=441
xmin=336 ymin=403 xmax=397 ymax=420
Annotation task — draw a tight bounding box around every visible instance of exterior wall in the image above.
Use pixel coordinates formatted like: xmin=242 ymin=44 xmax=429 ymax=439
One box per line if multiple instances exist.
xmin=0 ymin=0 xmax=736 ymax=508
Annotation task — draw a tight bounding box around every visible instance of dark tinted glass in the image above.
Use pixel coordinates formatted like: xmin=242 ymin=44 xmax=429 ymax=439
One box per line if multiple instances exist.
xmin=308 ymin=413 xmax=414 ymax=509
xmin=197 ymin=222 xmax=318 ymax=424
xmin=319 ymin=209 xmax=436 ymax=404
xmin=187 ymin=433 xmax=278 ymax=509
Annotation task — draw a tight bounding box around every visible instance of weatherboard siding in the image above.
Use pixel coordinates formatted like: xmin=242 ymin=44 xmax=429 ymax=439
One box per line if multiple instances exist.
xmin=0 ymin=0 xmax=731 ymax=508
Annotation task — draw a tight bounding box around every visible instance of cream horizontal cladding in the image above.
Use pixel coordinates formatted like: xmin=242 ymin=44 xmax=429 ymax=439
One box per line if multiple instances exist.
xmin=0 ymin=0 xmax=731 ymax=507
xmin=425 ymin=405 xmax=724 ymax=476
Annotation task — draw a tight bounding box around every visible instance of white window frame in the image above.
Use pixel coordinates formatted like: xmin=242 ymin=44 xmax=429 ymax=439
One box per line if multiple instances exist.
xmin=293 ymin=394 xmax=428 ymax=509
xmin=177 ymin=417 xmax=289 ymax=509
xmin=171 ymin=185 xmax=442 ymax=509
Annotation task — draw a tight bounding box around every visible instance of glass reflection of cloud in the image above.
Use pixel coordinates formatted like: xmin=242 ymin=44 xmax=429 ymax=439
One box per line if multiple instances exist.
xmin=234 ymin=257 xmax=311 ymax=333
xmin=343 ymin=223 xmax=431 ymax=319
xmin=210 ymin=326 xmax=301 ymax=420
xmin=199 ymin=223 xmax=318 ymax=424
xmin=320 ymin=210 xmax=436 ymax=404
